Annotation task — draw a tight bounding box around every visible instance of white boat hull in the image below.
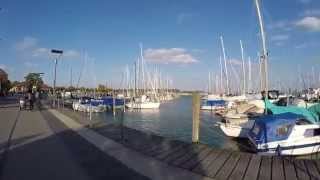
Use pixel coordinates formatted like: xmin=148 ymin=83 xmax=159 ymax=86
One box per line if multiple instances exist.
xmin=126 ymin=102 xmax=160 ymax=109
xmin=219 ymin=120 xmax=255 ymax=138
xmin=201 ymin=105 xmax=225 ymax=110
xmin=248 ymin=123 xmax=320 ymax=156
xmin=250 ymin=138 xmax=320 ymax=156
xmin=72 ymin=102 xmax=106 ymax=112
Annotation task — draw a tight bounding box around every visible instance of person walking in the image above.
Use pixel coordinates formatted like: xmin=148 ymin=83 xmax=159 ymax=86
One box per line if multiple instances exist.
xmin=28 ymin=91 xmax=34 ymax=110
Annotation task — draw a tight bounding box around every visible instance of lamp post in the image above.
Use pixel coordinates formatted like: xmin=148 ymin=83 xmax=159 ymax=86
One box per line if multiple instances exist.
xmin=51 ymin=49 xmax=63 ymax=107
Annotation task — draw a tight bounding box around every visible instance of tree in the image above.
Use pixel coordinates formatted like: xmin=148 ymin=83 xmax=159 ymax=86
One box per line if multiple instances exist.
xmin=0 ymin=80 xmax=11 ymax=95
xmin=24 ymin=73 xmax=43 ymax=91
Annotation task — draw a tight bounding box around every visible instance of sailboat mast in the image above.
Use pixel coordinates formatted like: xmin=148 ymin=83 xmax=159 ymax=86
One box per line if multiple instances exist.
xmin=240 ymin=40 xmax=246 ymax=95
xmin=70 ymin=67 xmax=73 ymax=88
xmin=220 ymin=36 xmax=230 ymax=95
xmin=208 ymin=72 xmax=211 ymax=93
xmin=140 ymin=43 xmax=145 ymax=94
xmin=219 ymin=56 xmax=223 ymax=94
xmin=248 ymin=56 xmax=252 ymax=93
xmin=134 ymin=61 xmax=137 ymax=97
xmin=254 ymin=0 xmax=268 ymax=94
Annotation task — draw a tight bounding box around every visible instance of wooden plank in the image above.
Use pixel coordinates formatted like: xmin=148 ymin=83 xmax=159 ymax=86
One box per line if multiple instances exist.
xmin=180 ymin=147 xmax=213 ymax=170
xmin=154 ymin=144 xmax=188 ymax=160
xmin=206 ymin=151 xmax=232 ymax=178
xmin=314 ymin=160 xmax=320 ymax=176
xmin=228 ymin=153 xmax=251 ymax=180
xmin=272 ymin=156 xmax=285 ymax=180
xmin=243 ymin=154 xmax=261 ymax=180
xmin=170 ymin=144 xmax=205 ymax=166
xmin=146 ymin=141 xmax=185 ymax=157
xmin=192 ymin=149 xmax=222 ymax=175
xmin=142 ymin=143 xmax=166 ymax=155
xmin=214 ymin=152 xmax=241 ymax=179
xmin=294 ymin=160 xmax=310 ymax=180
xmin=283 ymin=157 xmax=298 ymax=180
xmin=258 ymin=156 xmax=272 ymax=180
xmin=304 ymin=160 xmax=320 ymax=180
xmin=164 ymin=145 xmax=198 ymax=163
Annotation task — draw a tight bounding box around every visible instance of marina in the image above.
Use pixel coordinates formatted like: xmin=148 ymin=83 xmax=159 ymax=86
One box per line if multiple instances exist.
xmin=1 ymin=0 xmax=320 ymax=179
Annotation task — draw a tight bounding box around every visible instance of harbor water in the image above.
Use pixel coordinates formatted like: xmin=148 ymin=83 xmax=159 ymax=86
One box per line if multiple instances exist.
xmin=93 ymin=95 xmax=250 ymax=152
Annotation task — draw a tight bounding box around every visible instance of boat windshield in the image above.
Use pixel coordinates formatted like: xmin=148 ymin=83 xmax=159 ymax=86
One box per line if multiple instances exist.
xmin=276 ymin=124 xmax=291 ymax=137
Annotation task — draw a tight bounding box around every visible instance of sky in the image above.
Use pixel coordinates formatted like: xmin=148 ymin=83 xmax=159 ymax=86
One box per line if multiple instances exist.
xmin=0 ymin=0 xmax=320 ymax=91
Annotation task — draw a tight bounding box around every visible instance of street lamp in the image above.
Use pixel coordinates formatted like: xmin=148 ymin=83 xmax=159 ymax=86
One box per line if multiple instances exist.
xmin=51 ymin=49 xmax=63 ymax=107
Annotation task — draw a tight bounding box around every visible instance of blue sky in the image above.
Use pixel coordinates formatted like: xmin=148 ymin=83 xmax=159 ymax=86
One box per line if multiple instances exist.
xmin=0 ymin=0 xmax=320 ymax=90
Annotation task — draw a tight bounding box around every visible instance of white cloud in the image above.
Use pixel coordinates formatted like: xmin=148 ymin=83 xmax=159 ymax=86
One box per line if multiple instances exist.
xmin=274 ymin=42 xmax=285 ymax=47
xmin=267 ymin=20 xmax=292 ymax=31
xmin=24 ymin=61 xmax=38 ymax=68
xmin=295 ymin=43 xmax=308 ymax=49
xmin=229 ymin=58 xmax=242 ymax=66
xmin=298 ymin=0 xmax=311 ymax=4
xmin=177 ymin=13 xmax=196 ymax=24
xmin=303 ymin=9 xmax=320 ymax=16
xmin=15 ymin=36 xmax=80 ymax=60
xmin=296 ymin=16 xmax=320 ymax=31
xmin=64 ymin=49 xmax=80 ymax=58
xmin=15 ymin=37 xmax=37 ymax=50
xmin=271 ymin=34 xmax=290 ymax=41
xmin=32 ymin=47 xmax=49 ymax=57
xmin=0 ymin=64 xmax=8 ymax=71
xmin=144 ymin=48 xmax=198 ymax=64
xmin=191 ymin=49 xmax=206 ymax=53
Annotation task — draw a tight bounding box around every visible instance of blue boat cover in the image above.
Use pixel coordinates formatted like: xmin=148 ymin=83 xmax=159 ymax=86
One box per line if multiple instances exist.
xmin=249 ymin=113 xmax=306 ymax=144
xmin=203 ymin=99 xmax=225 ymax=106
xmin=87 ymin=97 xmax=124 ymax=106
xmin=265 ymin=100 xmax=319 ymax=123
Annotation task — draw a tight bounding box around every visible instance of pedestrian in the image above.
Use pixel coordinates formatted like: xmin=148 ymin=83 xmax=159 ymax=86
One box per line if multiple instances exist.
xmin=28 ymin=92 xmax=34 ymax=110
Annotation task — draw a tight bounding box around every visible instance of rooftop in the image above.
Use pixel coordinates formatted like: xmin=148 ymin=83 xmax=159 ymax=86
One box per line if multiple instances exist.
xmin=0 ymin=68 xmax=8 ymax=76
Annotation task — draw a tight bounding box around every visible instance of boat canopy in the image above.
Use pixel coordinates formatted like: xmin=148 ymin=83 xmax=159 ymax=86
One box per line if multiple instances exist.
xmin=307 ymin=103 xmax=320 ymax=120
xmin=265 ymin=100 xmax=319 ymax=124
xmin=249 ymin=113 xmax=307 ymax=144
xmin=204 ymin=99 xmax=225 ymax=106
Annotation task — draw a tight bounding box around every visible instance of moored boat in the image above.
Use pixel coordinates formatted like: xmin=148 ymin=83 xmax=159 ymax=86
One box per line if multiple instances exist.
xmin=248 ymin=113 xmax=320 ymax=156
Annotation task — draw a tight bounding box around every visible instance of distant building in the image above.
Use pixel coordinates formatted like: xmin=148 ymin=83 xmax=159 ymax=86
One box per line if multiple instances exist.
xmin=9 ymin=82 xmax=27 ymax=93
xmin=0 ymin=68 xmax=8 ymax=84
xmin=0 ymin=68 xmax=9 ymax=95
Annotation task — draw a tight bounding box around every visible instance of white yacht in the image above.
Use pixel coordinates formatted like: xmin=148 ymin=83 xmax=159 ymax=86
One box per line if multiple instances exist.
xmin=126 ymin=95 xmax=160 ymax=109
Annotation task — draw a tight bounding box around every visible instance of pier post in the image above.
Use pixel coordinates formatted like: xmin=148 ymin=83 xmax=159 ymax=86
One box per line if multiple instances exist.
xmin=113 ymin=94 xmax=116 ymax=116
xmin=123 ymin=98 xmax=126 ymax=112
xmin=192 ymin=92 xmax=200 ymax=143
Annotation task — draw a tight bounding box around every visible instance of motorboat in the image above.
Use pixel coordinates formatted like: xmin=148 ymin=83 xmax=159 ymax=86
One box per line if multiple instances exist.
xmin=219 ymin=99 xmax=320 ymax=138
xmin=219 ymin=100 xmax=265 ymax=138
xmin=248 ymin=113 xmax=320 ymax=156
xmin=72 ymin=97 xmax=106 ymax=112
xmin=201 ymin=94 xmax=227 ymax=110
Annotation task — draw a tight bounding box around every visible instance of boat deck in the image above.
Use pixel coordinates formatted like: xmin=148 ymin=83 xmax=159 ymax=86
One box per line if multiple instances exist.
xmin=59 ymin=108 xmax=320 ymax=180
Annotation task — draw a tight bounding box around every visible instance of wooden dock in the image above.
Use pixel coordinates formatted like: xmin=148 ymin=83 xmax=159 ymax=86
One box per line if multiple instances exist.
xmin=58 ymin=108 xmax=320 ymax=180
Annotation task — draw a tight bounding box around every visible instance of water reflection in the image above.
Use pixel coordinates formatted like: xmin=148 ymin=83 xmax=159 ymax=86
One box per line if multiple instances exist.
xmin=95 ymin=96 xmax=246 ymax=151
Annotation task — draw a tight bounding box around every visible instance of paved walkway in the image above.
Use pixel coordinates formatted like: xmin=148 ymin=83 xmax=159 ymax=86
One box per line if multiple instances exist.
xmin=0 ymin=100 xmax=149 ymax=180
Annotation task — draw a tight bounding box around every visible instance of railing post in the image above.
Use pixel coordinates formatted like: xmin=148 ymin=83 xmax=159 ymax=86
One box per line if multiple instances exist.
xmin=192 ymin=92 xmax=200 ymax=143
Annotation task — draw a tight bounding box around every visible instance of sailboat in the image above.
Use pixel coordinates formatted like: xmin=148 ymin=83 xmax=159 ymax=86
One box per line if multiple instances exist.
xmin=218 ymin=0 xmax=272 ymax=138
xmin=126 ymin=44 xmax=161 ymax=109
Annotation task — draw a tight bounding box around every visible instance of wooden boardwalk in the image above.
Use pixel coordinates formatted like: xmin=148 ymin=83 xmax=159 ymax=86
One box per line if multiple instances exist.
xmin=59 ymin=108 xmax=320 ymax=180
